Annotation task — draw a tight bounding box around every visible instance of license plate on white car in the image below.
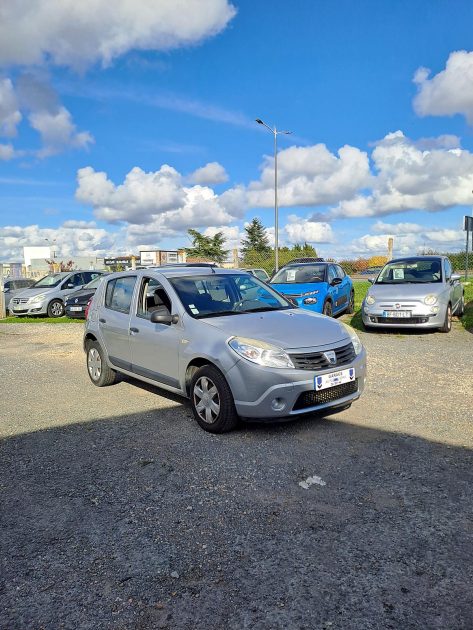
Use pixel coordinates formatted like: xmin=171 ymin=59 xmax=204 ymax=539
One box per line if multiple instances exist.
xmin=70 ymin=306 xmax=83 ymax=311
xmin=382 ymin=310 xmax=412 ymax=318
xmin=315 ymin=368 xmax=355 ymax=391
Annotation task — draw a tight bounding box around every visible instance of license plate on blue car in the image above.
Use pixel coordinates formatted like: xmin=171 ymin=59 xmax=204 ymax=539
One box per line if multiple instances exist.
xmin=314 ymin=368 xmax=355 ymax=391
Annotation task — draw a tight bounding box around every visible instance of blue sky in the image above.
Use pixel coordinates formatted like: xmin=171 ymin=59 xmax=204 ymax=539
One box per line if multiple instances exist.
xmin=1 ymin=0 xmax=473 ymax=262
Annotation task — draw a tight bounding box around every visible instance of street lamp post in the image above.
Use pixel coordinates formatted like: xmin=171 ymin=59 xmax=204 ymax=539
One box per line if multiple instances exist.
xmin=255 ymin=118 xmax=291 ymax=272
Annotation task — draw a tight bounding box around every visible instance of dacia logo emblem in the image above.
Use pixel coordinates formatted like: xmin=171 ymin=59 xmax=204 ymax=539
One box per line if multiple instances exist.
xmin=323 ymin=350 xmax=337 ymax=365
xmin=74 ymin=298 xmax=79 ymax=303
xmin=395 ymin=303 xmax=401 ymax=309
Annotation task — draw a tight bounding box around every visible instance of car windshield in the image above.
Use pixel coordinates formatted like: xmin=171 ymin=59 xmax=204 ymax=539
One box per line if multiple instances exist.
xmin=32 ymin=273 xmax=65 ymax=288
xmin=376 ymin=259 xmax=443 ymax=284
xmin=169 ymin=273 xmax=292 ymax=319
xmin=84 ymin=275 xmax=105 ymax=290
xmin=271 ymin=264 xmax=327 ymax=284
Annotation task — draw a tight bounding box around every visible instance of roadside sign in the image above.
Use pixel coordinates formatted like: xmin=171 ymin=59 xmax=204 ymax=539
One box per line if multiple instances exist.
xmin=464 ymin=215 xmax=473 ymax=231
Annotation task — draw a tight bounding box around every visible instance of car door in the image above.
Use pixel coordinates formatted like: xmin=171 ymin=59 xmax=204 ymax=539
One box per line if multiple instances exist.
xmin=444 ymin=258 xmax=462 ymax=309
xmin=128 ymin=276 xmax=182 ymax=390
xmin=60 ymin=272 xmax=85 ymax=300
xmin=98 ymin=275 xmax=137 ymax=371
xmin=335 ymin=264 xmax=351 ymax=311
xmin=327 ymin=265 xmax=342 ymax=313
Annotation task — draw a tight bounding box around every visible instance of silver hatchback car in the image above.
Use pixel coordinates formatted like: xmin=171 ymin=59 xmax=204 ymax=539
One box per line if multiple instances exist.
xmin=84 ymin=268 xmax=367 ymax=433
xmin=362 ymin=256 xmax=464 ymax=332
xmin=10 ymin=270 xmax=104 ymax=317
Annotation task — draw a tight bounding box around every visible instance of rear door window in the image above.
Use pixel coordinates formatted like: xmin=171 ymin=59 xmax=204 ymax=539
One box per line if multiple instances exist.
xmin=105 ymin=277 xmax=137 ymax=314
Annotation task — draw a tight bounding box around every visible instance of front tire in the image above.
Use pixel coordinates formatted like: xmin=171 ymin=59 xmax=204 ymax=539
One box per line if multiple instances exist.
xmin=439 ymin=303 xmax=452 ymax=333
xmin=86 ymin=340 xmax=117 ymax=386
xmin=190 ymin=365 xmax=238 ymax=433
xmin=47 ymin=299 xmax=64 ymax=318
xmin=323 ymin=300 xmax=333 ymax=317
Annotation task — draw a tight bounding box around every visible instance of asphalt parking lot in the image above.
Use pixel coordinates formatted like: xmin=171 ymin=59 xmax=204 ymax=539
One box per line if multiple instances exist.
xmin=1 ymin=322 xmax=472 ymax=629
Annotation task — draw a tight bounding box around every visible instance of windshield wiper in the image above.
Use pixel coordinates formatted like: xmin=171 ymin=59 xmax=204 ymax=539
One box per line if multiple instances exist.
xmin=197 ymin=311 xmax=242 ymax=318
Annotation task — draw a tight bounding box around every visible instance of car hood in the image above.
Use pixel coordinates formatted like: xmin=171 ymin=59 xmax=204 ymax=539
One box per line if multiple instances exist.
xmin=14 ymin=286 xmax=56 ymax=298
xmin=66 ymin=288 xmax=95 ymax=302
xmin=368 ymin=283 xmax=443 ymax=299
xmin=270 ymin=282 xmax=326 ymax=297
xmin=201 ymin=308 xmax=349 ymax=350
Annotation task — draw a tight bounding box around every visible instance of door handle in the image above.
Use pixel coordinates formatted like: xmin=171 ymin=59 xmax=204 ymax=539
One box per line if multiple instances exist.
xmin=130 ymin=327 xmax=139 ymax=334
xmin=99 ymin=318 xmax=106 ymax=323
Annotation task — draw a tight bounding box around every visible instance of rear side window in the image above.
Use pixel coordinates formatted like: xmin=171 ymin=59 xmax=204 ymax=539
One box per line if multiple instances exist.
xmin=105 ymin=277 xmax=136 ymax=314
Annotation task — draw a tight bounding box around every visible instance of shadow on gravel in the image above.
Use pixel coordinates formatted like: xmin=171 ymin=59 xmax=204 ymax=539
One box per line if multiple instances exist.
xmin=1 ymin=411 xmax=472 ymax=630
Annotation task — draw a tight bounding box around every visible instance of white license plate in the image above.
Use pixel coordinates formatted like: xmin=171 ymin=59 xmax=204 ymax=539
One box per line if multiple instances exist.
xmin=382 ymin=310 xmax=412 ymax=318
xmin=69 ymin=306 xmax=83 ymax=311
xmin=315 ymin=368 xmax=355 ymax=391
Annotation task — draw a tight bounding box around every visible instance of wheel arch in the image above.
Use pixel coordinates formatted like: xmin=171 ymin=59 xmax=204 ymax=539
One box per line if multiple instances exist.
xmin=185 ymin=357 xmax=220 ymax=395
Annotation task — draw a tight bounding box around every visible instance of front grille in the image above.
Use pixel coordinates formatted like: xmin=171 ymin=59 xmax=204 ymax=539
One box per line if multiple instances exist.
xmin=290 ymin=342 xmax=355 ymax=370
xmin=12 ymin=298 xmax=29 ymax=304
xmin=293 ymin=380 xmax=358 ymax=410
xmin=372 ymin=316 xmax=429 ymax=325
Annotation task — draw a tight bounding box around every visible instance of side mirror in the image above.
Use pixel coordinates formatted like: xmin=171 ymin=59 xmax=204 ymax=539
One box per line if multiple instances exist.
xmin=66 ymin=283 xmax=75 ymax=289
xmin=450 ymin=274 xmax=461 ymax=283
xmin=368 ymin=277 xmax=375 ymax=284
xmin=331 ymin=277 xmax=342 ymax=286
xmin=150 ymin=312 xmax=179 ymax=325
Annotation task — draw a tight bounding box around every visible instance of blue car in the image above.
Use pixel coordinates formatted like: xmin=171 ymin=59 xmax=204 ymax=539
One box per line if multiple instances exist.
xmin=270 ymin=261 xmax=355 ymax=317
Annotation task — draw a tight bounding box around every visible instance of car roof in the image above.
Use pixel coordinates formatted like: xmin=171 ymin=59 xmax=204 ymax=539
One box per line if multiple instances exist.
xmin=103 ymin=267 xmax=250 ymax=280
xmin=388 ymin=255 xmax=444 ymax=264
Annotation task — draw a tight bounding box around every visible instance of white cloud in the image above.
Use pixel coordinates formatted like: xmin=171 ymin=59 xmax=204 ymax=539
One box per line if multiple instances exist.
xmin=413 ymin=50 xmax=473 ymax=124
xmin=30 ymin=106 xmax=94 ymax=157
xmin=330 ymin=131 xmax=473 ymax=218
xmin=248 ymin=143 xmax=371 ymax=208
xmin=0 ymin=74 xmax=94 ymax=158
xmin=0 ymin=78 xmax=22 ymax=136
xmin=0 ymin=0 xmax=236 ymax=70
xmin=0 ymin=143 xmax=16 ymax=160
xmin=372 ymin=221 xmax=425 ymax=235
xmin=203 ymin=225 xmax=243 ymax=251
xmin=75 ymin=164 xmax=246 ymax=234
xmin=0 ymin=223 xmax=117 ymax=262
xmin=284 ymin=215 xmax=334 ymax=244
xmin=188 ymin=161 xmax=228 ymax=185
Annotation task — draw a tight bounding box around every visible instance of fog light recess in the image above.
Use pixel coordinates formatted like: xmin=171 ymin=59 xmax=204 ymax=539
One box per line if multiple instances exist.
xmin=271 ymin=398 xmax=286 ymax=412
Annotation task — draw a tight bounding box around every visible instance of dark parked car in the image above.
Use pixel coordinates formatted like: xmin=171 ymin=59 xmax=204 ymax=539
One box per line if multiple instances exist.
xmin=2 ymin=278 xmax=36 ymax=312
xmin=64 ymin=274 xmax=109 ymax=318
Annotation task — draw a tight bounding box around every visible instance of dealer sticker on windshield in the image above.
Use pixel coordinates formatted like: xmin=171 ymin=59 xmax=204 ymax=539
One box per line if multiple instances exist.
xmin=315 ymin=368 xmax=355 ymax=391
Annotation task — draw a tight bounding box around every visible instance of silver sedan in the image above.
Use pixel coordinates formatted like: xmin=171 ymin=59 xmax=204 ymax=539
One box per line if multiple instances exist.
xmin=362 ymin=256 xmax=464 ymax=333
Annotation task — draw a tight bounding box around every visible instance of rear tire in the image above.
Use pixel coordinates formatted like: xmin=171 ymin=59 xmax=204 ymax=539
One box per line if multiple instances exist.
xmin=323 ymin=300 xmax=333 ymax=317
xmin=439 ymin=304 xmax=452 ymax=333
xmin=345 ymin=291 xmax=355 ymax=314
xmin=47 ymin=299 xmax=64 ymax=318
xmin=86 ymin=340 xmax=117 ymax=386
xmin=190 ymin=365 xmax=238 ymax=433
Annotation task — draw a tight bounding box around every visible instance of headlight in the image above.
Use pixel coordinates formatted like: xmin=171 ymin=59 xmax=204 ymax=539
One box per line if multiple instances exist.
xmin=30 ymin=293 xmax=46 ymax=303
xmin=365 ymin=294 xmax=375 ymax=305
xmin=228 ymin=336 xmax=295 ymax=369
xmin=303 ymin=297 xmax=317 ymax=304
xmin=339 ymin=322 xmax=363 ymax=356
xmin=424 ymin=294 xmax=438 ymax=305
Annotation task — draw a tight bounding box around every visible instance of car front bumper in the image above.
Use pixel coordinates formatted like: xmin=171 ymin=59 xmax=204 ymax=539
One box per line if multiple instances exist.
xmin=9 ymin=302 xmax=47 ymax=316
xmin=65 ymin=305 xmax=86 ymax=318
xmin=362 ymin=303 xmax=447 ymax=328
xmin=227 ymin=348 xmax=367 ymax=419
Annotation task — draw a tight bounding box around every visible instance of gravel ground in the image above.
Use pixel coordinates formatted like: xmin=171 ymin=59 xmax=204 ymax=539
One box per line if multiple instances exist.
xmin=0 ymin=321 xmax=472 ymax=629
